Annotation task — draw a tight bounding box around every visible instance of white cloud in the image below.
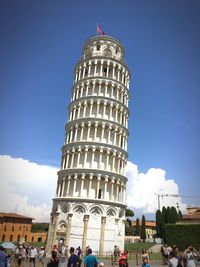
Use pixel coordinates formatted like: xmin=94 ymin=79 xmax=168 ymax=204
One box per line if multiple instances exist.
xmin=0 ymin=155 xmax=187 ymax=222
xmin=125 ymin=161 xmax=187 ymax=216
xmin=0 ymin=155 xmax=58 ymax=222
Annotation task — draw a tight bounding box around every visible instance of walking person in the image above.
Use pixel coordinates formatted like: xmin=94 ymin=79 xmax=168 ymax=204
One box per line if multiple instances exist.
xmin=38 ymin=247 xmax=45 ymax=266
xmin=84 ymin=248 xmax=98 ymax=267
xmin=141 ymin=249 xmax=149 ymax=267
xmin=76 ymin=246 xmax=82 ymax=267
xmin=185 ymin=246 xmax=200 ymax=267
xmin=67 ymin=247 xmax=78 ymax=267
xmin=47 ymin=251 xmax=59 ymax=267
xmin=168 ymin=252 xmax=178 ymax=267
xmin=118 ymin=251 xmax=128 ymax=267
xmin=29 ymin=246 xmax=37 ymax=267
xmin=0 ymin=246 xmax=7 ymax=267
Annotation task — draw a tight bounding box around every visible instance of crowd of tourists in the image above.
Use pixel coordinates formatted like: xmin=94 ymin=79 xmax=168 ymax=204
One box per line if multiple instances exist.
xmin=1 ymin=242 xmax=200 ymax=267
xmin=160 ymin=244 xmax=200 ymax=267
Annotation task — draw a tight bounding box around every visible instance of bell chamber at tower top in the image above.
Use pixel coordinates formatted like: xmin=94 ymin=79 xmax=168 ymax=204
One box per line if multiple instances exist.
xmin=82 ymin=36 xmax=125 ymax=62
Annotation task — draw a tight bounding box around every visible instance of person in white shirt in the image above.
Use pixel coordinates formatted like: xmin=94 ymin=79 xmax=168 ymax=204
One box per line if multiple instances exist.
xmin=29 ymin=246 xmax=37 ymax=267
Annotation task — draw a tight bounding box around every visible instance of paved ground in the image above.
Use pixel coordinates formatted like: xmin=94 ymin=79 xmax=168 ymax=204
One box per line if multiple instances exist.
xmin=9 ymin=257 xmax=200 ymax=267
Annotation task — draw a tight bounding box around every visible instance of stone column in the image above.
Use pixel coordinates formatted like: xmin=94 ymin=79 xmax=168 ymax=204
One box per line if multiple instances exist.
xmin=86 ymin=121 xmax=91 ymax=140
xmin=86 ymin=82 xmax=89 ymax=96
xmin=77 ymin=147 xmax=82 ymax=167
xmin=99 ymin=148 xmax=103 ymax=169
xmin=94 ymin=122 xmax=98 ymax=140
xmin=82 ymin=66 xmax=86 ymax=79
xmin=80 ymin=174 xmax=85 ymax=197
xmin=104 ymin=176 xmax=108 ymax=200
xmin=101 ymin=123 xmax=105 ymax=142
xmin=112 ymin=152 xmax=116 ymax=172
xmin=103 ymin=101 xmax=107 ymax=118
xmin=66 ymin=176 xmax=71 ymax=196
xmin=65 ymin=152 xmax=70 ymax=169
xmin=92 ymin=81 xmax=96 ymax=95
xmin=65 ymin=213 xmax=73 ymax=247
xmin=57 ymin=180 xmax=62 ymax=197
xmin=116 ymin=180 xmax=120 ymax=201
xmin=96 ymin=100 xmax=100 ymax=117
xmin=100 ymin=61 xmax=103 ymax=76
xmin=84 ymin=146 xmax=88 ymax=166
xmin=73 ymin=175 xmax=77 ymax=196
xmin=89 ymin=100 xmax=93 ymax=116
xmin=99 ymin=216 xmax=106 ymax=256
xmin=90 ymin=148 xmax=95 ymax=168
xmin=110 ymin=178 xmax=115 ymax=201
xmin=82 ymin=101 xmax=87 ymax=117
xmin=106 ymin=150 xmax=110 ymax=170
xmin=88 ymin=174 xmax=93 ymax=197
xmin=52 ymin=211 xmax=60 ymax=247
xmin=82 ymin=215 xmax=89 ymax=253
xmin=61 ymin=177 xmax=66 ymax=197
xmin=96 ymin=175 xmax=101 ymax=198
xmin=70 ymin=149 xmax=75 ymax=168
xmin=88 ymin=62 xmax=91 ymax=76
xmin=80 ymin=122 xmax=84 ymax=141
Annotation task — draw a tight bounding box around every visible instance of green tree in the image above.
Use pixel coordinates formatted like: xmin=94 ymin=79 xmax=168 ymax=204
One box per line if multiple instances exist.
xmin=135 ymin=218 xmax=140 ymax=236
xmin=170 ymin=207 xmax=179 ymax=223
xmin=125 ymin=208 xmax=134 ymax=218
xmin=166 ymin=206 xmax=171 ymax=223
xmin=162 ymin=206 xmax=167 ymax=223
xmin=141 ymin=215 xmax=146 ymax=241
xmin=178 ymin=210 xmax=183 ymax=221
xmin=125 ymin=208 xmax=134 ymax=236
xmin=125 ymin=218 xmax=134 ymax=236
xmin=31 ymin=223 xmax=49 ymax=232
xmin=156 ymin=210 xmax=164 ymax=238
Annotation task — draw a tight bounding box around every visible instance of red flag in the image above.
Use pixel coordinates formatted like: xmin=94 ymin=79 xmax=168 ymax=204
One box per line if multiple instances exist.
xmin=97 ymin=24 xmax=106 ymax=35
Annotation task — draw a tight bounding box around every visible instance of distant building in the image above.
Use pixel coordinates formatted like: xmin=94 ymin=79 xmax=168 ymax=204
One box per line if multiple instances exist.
xmin=0 ymin=212 xmax=32 ymax=242
xmin=0 ymin=212 xmax=47 ymax=243
xmin=181 ymin=207 xmax=200 ymax=224
xmin=132 ymin=220 xmax=157 ymax=241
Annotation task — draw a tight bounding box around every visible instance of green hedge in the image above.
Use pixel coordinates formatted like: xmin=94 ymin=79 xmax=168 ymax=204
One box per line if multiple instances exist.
xmin=165 ymin=224 xmax=200 ymax=250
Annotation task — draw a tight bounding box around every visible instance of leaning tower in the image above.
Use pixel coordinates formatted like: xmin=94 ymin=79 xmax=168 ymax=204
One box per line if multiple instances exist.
xmin=47 ymin=35 xmax=130 ymax=254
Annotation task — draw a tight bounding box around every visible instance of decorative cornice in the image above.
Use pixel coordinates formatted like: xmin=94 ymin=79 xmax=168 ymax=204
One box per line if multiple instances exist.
xmin=65 ymin=117 xmax=129 ymax=135
xmin=72 ymin=77 xmax=130 ymax=97
xmin=62 ymin=141 xmax=128 ymax=157
xmin=57 ymin=168 xmax=128 ymax=183
xmin=53 ymin=196 xmax=127 ymax=209
xmin=68 ymin=95 xmax=129 ymax=114
xmin=74 ymin=56 xmax=131 ymax=78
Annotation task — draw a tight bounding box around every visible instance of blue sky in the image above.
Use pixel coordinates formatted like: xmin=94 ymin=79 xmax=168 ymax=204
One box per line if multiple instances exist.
xmin=0 ymin=0 xmax=200 ymax=218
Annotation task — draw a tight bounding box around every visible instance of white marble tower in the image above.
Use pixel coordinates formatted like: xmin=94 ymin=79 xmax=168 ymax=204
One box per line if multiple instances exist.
xmin=47 ymin=35 xmax=130 ymax=255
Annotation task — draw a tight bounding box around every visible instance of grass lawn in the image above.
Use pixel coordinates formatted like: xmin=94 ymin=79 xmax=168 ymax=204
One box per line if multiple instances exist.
xmin=125 ymin=242 xmax=155 ymax=252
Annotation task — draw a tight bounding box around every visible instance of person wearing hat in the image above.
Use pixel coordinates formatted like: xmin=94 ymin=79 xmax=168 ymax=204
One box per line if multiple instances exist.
xmin=84 ymin=248 xmax=98 ymax=267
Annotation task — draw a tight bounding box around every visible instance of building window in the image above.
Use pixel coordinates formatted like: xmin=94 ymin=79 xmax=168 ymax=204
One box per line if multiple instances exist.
xmin=12 ymin=225 xmax=14 ymax=232
xmin=38 ymin=237 xmax=42 ymax=242
xmin=10 ymin=235 xmax=13 ymax=242
xmin=17 ymin=235 xmax=20 ymax=242
xmin=31 ymin=237 xmax=34 ymax=242
xmin=2 ymin=234 xmax=5 ymax=241
xmin=4 ymin=225 xmax=6 ymax=231
xmin=97 ymin=44 xmax=100 ymax=51
xmin=25 ymin=235 xmax=27 ymax=242
xmin=19 ymin=226 xmax=21 ymax=231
